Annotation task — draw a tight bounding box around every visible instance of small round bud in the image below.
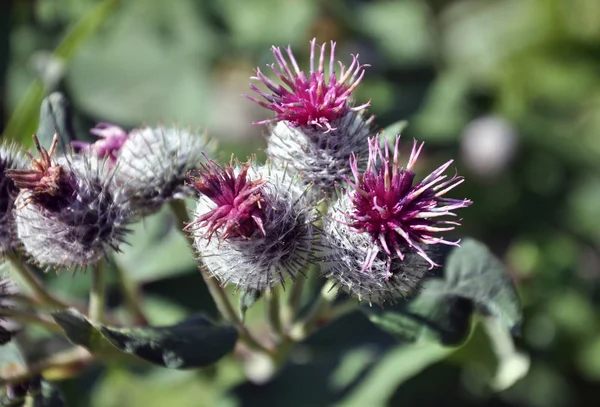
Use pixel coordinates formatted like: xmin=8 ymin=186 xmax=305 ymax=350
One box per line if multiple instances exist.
xmin=0 ymin=142 xmax=27 ymax=254
xmin=266 ymin=110 xmax=372 ymax=196
xmin=8 ymin=135 xmax=131 ymax=268
xmin=188 ymin=160 xmax=316 ymax=291
xmin=116 ymin=126 xmax=214 ymax=217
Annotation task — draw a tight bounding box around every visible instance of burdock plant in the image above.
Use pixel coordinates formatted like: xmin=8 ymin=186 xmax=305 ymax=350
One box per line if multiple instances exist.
xmin=0 ymin=38 xmax=525 ymax=404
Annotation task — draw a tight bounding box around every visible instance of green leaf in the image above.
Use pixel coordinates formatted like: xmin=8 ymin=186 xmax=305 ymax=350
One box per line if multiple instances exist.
xmin=336 ymin=343 xmax=454 ymax=407
xmin=426 ymin=238 xmax=522 ymax=333
xmin=239 ymin=288 xmax=262 ymax=321
xmin=31 ymin=380 xmax=66 ymax=407
xmin=364 ymin=238 xmax=521 ymax=345
xmin=51 ymin=309 xmax=238 ymax=369
xmin=379 ymin=120 xmax=409 ymax=144
xmin=36 ymin=92 xmax=77 ymax=151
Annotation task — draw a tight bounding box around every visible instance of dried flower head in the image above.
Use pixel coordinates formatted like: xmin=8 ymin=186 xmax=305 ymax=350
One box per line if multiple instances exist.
xmin=247 ymin=38 xmax=370 ymax=130
xmin=345 ymin=136 xmax=472 ymax=270
xmin=71 ymin=123 xmax=129 ymax=164
xmin=116 ymin=126 xmax=214 ymax=217
xmin=0 ymin=142 xmax=27 ymax=254
xmin=8 ymin=135 xmax=131 ymax=268
xmin=189 ymin=161 xmax=316 ymax=291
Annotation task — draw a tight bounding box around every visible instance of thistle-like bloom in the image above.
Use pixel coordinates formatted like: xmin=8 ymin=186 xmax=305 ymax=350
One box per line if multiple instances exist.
xmin=188 ymin=160 xmax=316 ymax=291
xmin=247 ymin=38 xmax=370 ymax=129
xmin=0 ymin=142 xmax=27 ymax=254
xmin=323 ymin=136 xmax=472 ymax=303
xmin=116 ymin=126 xmax=214 ymax=217
xmin=71 ymin=123 xmax=129 ymax=164
xmin=7 ymin=134 xmax=130 ymax=268
xmin=248 ymin=39 xmax=373 ymax=196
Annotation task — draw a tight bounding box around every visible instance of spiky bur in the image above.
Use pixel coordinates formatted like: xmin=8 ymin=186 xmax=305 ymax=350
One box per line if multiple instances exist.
xmin=115 ymin=126 xmax=215 ymax=218
xmin=7 ymin=134 xmax=131 ymax=269
xmin=323 ymin=136 xmax=472 ymax=303
xmin=187 ymin=160 xmax=316 ymax=292
xmin=247 ymin=39 xmax=372 ymax=196
xmin=0 ymin=142 xmax=27 ymax=255
xmin=71 ymin=122 xmax=129 ymax=165
xmin=0 ymin=274 xmax=21 ymax=345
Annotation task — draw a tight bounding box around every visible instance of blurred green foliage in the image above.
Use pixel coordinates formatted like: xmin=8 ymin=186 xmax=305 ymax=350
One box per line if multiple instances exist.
xmin=2 ymin=0 xmax=600 ymax=406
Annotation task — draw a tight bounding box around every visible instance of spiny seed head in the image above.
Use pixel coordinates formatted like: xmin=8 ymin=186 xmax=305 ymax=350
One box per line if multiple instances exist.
xmin=266 ymin=109 xmax=373 ymax=196
xmin=186 ymin=157 xmax=267 ymax=241
xmin=345 ymin=135 xmax=472 ymax=271
xmin=116 ymin=126 xmax=215 ymax=218
xmin=71 ymin=122 xmax=129 ymax=165
xmin=323 ymin=196 xmax=442 ymax=304
xmin=0 ymin=142 xmax=27 ymax=254
xmin=190 ymin=162 xmax=317 ymax=292
xmin=8 ymin=136 xmax=131 ymax=268
xmin=247 ymin=38 xmax=370 ymax=130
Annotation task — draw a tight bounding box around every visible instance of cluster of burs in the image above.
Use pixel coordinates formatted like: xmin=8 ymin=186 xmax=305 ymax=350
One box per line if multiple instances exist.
xmin=0 ymin=39 xmax=471 ymax=306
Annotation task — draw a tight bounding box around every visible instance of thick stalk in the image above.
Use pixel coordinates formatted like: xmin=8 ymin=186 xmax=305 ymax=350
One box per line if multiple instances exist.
xmin=113 ymin=259 xmax=148 ymax=325
xmin=0 ymin=309 xmax=62 ymax=335
xmin=290 ymin=280 xmax=338 ymax=340
xmin=287 ymin=274 xmax=306 ymax=323
xmin=169 ymin=200 xmax=273 ymax=355
xmin=88 ymin=260 xmax=105 ymax=323
xmin=5 ymin=251 xmax=68 ymax=310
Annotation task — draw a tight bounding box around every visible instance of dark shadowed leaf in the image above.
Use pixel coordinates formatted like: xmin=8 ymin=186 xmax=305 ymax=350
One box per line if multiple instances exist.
xmin=51 ymin=309 xmax=238 ymax=369
xmin=363 ymin=238 xmax=521 ymax=345
xmin=31 ymin=379 xmax=65 ymax=407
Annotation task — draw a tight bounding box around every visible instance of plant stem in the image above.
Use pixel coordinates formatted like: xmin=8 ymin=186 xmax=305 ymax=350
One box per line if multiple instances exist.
xmin=0 ymin=346 xmax=93 ymax=386
xmin=291 ymin=280 xmax=338 ymax=340
xmin=169 ymin=200 xmax=273 ymax=355
xmin=5 ymin=251 xmax=68 ymax=310
xmin=88 ymin=260 xmax=105 ymax=323
xmin=266 ymin=286 xmax=283 ymax=339
xmin=113 ymin=259 xmax=148 ymax=326
xmin=287 ymin=274 xmax=306 ymax=323
xmin=0 ymin=309 xmax=62 ymax=335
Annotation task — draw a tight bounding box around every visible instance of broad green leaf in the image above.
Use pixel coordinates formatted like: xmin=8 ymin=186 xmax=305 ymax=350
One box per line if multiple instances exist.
xmin=336 ymin=343 xmax=453 ymax=407
xmin=51 ymin=309 xmax=238 ymax=369
xmin=364 ymin=238 xmax=521 ymax=345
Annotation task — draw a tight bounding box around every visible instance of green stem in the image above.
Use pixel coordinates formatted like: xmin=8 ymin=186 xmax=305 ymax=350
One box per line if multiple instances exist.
xmin=267 ymin=286 xmax=283 ymax=339
xmin=291 ymin=280 xmax=338 ymax=340
xmin=0 ymin=346 xmax=93 ymax=386
xmin=88 ymin=260 xmax=105 ymax=323
xmin=5 ymin=251 xmax=68 ymax=310
xmin=287 ymin=274 xmax=306 ymax=323
xmin=0 ymin=309 xmax=62 ymax=335
xmin=169 ymin=200 xmax=273 ymax=355
xmin=113 ymin=259 xmax=148 ymax=325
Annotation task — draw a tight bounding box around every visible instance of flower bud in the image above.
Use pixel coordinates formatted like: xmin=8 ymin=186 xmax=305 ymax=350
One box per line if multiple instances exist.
xmin=7 ymin=134 xmax=131 ymax=268
xmin=247 ymin=38 xmax=372 ymax=196
xmin=0 ymin=142 xmax=27 ymax=254
xmin=323 ymin=135 xmax=472 ymax=303
xmin=188 ymin=159 xmax=316 ymax=291
xmin=116 ymin=126 xmax=214 ymax=217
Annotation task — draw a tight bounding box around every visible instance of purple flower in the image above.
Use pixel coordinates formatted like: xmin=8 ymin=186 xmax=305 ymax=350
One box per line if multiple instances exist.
xmin=345 ymin=136 xmax=472 ymax=271
xmin=185 ymin=159 xmax=267 ymax=242
xmin=247 ymin=38 xmax=370 ymax=131
xmin=71 ymin=123 xmax=128 ymax=164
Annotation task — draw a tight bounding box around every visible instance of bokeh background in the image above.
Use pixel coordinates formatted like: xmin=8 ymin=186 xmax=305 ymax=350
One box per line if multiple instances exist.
xmin=2 ymin=0 xmax=600 ymax=406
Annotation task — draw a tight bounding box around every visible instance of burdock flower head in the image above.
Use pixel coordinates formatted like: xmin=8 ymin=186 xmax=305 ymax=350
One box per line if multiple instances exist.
xmin=115 ymin=126 xmax=214 ymax=217
xmin=7 ymin=134 xmax=130 ymax=268
xmin=323 ymin=136 xmax=472 ymax=303
xmin=0 ymin=142 xmax=26 ymax=254
xmin=71 ymin=122 xmax=129 ymax=165
xmin=187 ymin=158 xmax=316 ymax=292
xmin=248 ymin=38 xmax=373 ymax=196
